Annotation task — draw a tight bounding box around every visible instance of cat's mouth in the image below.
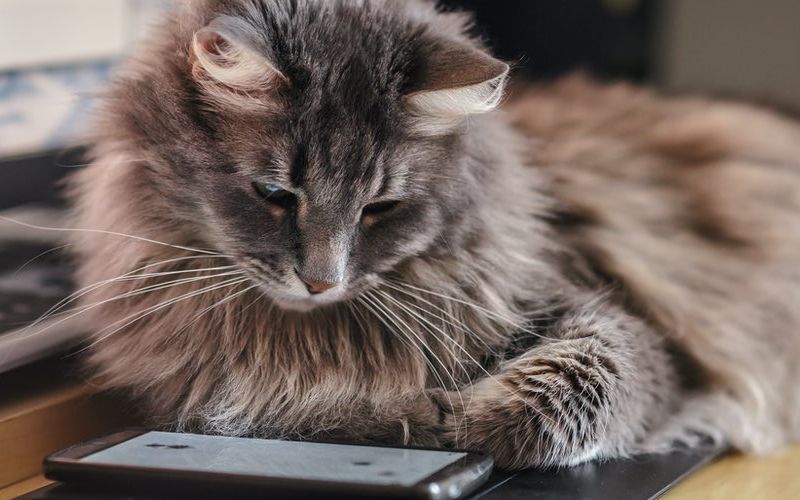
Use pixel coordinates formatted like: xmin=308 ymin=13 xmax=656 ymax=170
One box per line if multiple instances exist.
xmin=266 ymin=287 xmax=350 ymax=311
xmin=237 ymin=264 xmax=347 ymax=312
xmin=236 ymin=256 xmax=380 ymax=312
xmin=270 ymin=295 xmax=335 ymax=312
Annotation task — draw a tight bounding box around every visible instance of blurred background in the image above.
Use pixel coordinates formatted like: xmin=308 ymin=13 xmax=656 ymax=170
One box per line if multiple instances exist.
xmin=2 ymin=0 xmax=800 ymax=161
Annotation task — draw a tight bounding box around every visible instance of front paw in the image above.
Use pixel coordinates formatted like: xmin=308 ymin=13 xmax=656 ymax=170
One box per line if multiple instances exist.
xmin=426 ymin=388 xmax=475 ymax=447
xmin=354 ymin=393 xmax=447 ymax=448
xmin=430 ymin=385 xmax=546 ymax=470
xmin=428 ymin=363 xmax=613 ymax=471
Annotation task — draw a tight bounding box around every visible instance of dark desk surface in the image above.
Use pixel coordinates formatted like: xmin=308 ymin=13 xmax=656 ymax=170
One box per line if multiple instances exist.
xmin=20 ymin=446 xmax=721 ymax=500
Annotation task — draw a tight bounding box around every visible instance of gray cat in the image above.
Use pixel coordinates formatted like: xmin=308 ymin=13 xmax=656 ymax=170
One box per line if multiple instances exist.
xmin=67 ymin=0 xmax=800 ymax=469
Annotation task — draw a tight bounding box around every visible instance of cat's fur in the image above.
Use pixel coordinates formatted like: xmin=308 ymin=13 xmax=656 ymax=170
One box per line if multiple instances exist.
xmin=68 ymin=0 xmax=800 ymax=469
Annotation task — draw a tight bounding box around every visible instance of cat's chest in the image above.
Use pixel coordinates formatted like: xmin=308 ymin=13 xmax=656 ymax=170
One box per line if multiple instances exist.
xmin=200 ymin=313 xmax=487 ymax=421
xmin=197 ymin=333 xmax=435 ymax=438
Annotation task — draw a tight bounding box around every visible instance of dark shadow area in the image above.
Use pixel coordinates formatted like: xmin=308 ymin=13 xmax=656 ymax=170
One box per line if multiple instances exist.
xmin=439 ymin=0 xmax=659 ymax=81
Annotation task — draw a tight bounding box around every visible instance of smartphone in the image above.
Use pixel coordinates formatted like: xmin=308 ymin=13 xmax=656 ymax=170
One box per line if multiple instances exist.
xmin=44 ymin=429 xmax=493 ymax=499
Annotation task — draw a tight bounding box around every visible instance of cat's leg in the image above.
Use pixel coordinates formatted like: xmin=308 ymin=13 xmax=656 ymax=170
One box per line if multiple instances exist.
xmin=303 ymin=394 xmax=445 ymax=447
xmin=438 ymin=300 xmax=680 ymax=469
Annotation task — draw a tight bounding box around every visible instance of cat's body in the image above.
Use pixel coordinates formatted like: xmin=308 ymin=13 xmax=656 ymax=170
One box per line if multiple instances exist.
xmin=69 ymin=0 xmax=800 ymax=469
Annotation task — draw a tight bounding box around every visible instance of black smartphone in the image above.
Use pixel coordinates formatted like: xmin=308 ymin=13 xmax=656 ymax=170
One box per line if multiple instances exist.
xmin=43 ymin=429 xmax=493 ymax=499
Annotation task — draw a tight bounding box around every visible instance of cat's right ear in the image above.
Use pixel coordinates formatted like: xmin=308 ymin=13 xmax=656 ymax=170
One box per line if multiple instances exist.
xmin=190 ymin=16 xmax=287 ymax=104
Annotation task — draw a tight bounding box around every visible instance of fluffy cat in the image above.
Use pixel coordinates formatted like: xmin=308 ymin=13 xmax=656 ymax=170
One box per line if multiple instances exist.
xmin=67 ymin=0 xmax=800 ymax=470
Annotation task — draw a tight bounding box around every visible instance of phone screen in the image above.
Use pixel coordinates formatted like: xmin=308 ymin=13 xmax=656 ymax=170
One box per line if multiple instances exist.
xmin=81 ymin=431 xmax=467 ymax=487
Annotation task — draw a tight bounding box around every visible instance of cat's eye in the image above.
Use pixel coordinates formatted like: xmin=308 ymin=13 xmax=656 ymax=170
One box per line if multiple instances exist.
xmin=252 ymin=182 xmax=296 ymax=210
xmin=361 ymin=200 xmax=401 ymax=221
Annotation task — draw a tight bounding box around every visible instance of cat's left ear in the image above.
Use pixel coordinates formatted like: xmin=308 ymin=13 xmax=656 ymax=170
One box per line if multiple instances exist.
xmin=405 ymin=41 xmax=509 ymax=134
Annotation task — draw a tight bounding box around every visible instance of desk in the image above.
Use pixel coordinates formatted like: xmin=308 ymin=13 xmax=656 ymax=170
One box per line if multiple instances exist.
xmin=4 ymin=449 xmax=800 ymax=499
xmin=666 ymin=446 xmax=800 ymax=499
xmin=1 ymin=364 xmax=798 ymax=500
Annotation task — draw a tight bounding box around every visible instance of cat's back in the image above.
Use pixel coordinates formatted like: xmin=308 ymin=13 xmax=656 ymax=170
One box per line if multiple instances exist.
xmin=510 ymin=76 xmax=800 ymax=249
xmin=508 ymin=76 xmax=800 ymax=449
xmin=508 ymin=75 xmax=800 ymax=304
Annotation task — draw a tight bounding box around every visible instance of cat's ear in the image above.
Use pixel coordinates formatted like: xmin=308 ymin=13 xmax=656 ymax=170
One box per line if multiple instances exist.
xmin=406 ymin=41 xmax=509 ymax=134
xmin=190 ymin=15 xmax=287 ymax=101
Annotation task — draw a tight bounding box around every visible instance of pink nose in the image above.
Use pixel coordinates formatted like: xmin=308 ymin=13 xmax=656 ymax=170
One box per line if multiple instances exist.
xmin=297 ymin=272 xmax=338 ymax=295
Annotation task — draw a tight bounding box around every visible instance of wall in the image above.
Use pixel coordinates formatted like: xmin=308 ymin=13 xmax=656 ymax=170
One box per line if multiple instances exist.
xmin=0 ymin=0 xmax=170 ymax=158
xmin=656 ymin=0 xmax=800 ymax=109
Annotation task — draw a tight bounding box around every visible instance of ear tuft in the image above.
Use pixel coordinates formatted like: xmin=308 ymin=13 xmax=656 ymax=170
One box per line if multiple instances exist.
xmin=406 ymin=42 xmax=509 ymax=134
xmin=190 ymin=16 xmax=286 ymax=97
xmin=407 ymin=69 xmax=508 ymax=116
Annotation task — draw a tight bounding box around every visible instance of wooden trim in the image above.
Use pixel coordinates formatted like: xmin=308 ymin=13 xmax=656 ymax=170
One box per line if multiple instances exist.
xmin=0 ymin=359 xmax=131 ymax=490
xmin=665 ymin=446 xmax=800 ymax=499
xmin=0 ymin=475 xmax=52 ymax=500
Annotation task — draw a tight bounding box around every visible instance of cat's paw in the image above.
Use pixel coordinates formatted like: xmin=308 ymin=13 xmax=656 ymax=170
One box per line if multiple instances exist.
xmin=300 ymin=394 xmax=445 ymax=448
xmin=430 ymin=386 xmax=551 ymax=470
xmin=355 ymin=393 xmax=447 ymax=448
xmin=399 ymin=394 xmax=446 ymax=448
xmin=428 ymin=353 xmax=617 ymax=470
xmin=426 ymin=388 xmax=473 ymax=447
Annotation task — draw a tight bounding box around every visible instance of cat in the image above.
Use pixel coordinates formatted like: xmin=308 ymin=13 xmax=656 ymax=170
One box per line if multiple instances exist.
xmin=66 ymin=0 xmax=800 ymax=470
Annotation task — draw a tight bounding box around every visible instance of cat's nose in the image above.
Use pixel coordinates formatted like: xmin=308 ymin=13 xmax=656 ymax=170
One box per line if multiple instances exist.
xmin=296 ymin=270 xmax=338 ymax=295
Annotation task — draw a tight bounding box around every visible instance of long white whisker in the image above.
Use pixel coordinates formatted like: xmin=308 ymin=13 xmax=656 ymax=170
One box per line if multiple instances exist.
xmin=82 ymin=277 xmax=249 ymax=352
xmin=0 ymin=215 xmax=227 ymax=256
xmin=357 ymin=294 xmax=459 ymax=433
xmin=165 ymin=282 xmax=258 ymax=344
xmin=380 ymin=284 xmax=555 ymax=425
xmin=374 ymin=290 xmax=470 ymax=440
xmin=24 ymin=271 xmax=246 ymax=340
xmin=77 ymin=270 xmax=246 ymax=312
xmin=346 ymin=301 xmax=370 ymax=336
xmin=389 ymin=280 xmax=526 ymax=329
xmin=355 ymin=296 xmax=416 ymax=359
xmin=357 ymin=294 xmax=441 ymax=386
xmin=13 ymin=243 xmax=71 ymax=275
xmin=375 ymin=290 xmax=470 ymax=381
xmin=381 ymin=281 xmax=505 ymax=353
xmin=388 ymin=280 xmax=547 ymax=341
xmin=29 ymin=256 xmax=234 ymax=330
xmin=361 ymin=292 xmax=459 ymax=434
xmin=38 ymin=267 xmax=241 ymax=323
xmin=364 ymin=291 xmax=456 ymax=390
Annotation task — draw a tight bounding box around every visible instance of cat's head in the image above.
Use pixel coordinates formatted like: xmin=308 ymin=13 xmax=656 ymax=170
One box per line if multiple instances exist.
xmin=112 ymin=0 xmax=508 ymax=311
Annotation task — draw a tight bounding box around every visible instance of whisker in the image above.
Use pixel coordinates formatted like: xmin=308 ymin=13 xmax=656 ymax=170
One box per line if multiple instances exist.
xmin=381 ymin=281 xmax=505 ymax=353
xmin=376 ymin=283 xmax=555 ymax=426
xmin=355 ymin=295 xmax=417 ymax=362
xmin=0 ymin=216 xmax=228 ymax=256
xmin=23 ymin=271 xmax=246 ymax=340
xmin=13 ymin=243 xmax=71 ymax=275
xmin=374 ymin=290 xmax=470 ymax=439
xmin=346 ymin=301 xmax=370 ymax=336
xmin=164 ymin=282 xmax=259 ymax=344
xmin=81 ymin=270 xmax=246 ymax=310
xmin=364 ymin=291 xmax=457 ymax=389
xmin=360 ymin=292 xmax=460 ymax=434
xmin=29 ymin=256 xmax=234 ymax=331
xmin=81 ymin=276 xmax=250 ymax=352
xmin=388 ymin=280 xmax=520 ymax=325
xmin=388 ymin=280 xmax=547 ymax=341
xmin=375 ymin=290 xmax=470 ymax=381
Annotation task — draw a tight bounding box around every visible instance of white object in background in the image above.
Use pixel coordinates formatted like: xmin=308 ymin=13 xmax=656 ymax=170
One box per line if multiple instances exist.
xmin=0 ymin=64 xmax=110 ymax=158
xmin=0 ymin=0 xmax=173 ymax=158
xmin=0 ymin=0 xmax=129 ymax=71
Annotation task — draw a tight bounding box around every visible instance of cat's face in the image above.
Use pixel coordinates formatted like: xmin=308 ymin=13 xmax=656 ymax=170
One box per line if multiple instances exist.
xmin=203 ymin=107 xmax=451 ymax=311
xmin=158 ymin=1 xmax=508 ymax=311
